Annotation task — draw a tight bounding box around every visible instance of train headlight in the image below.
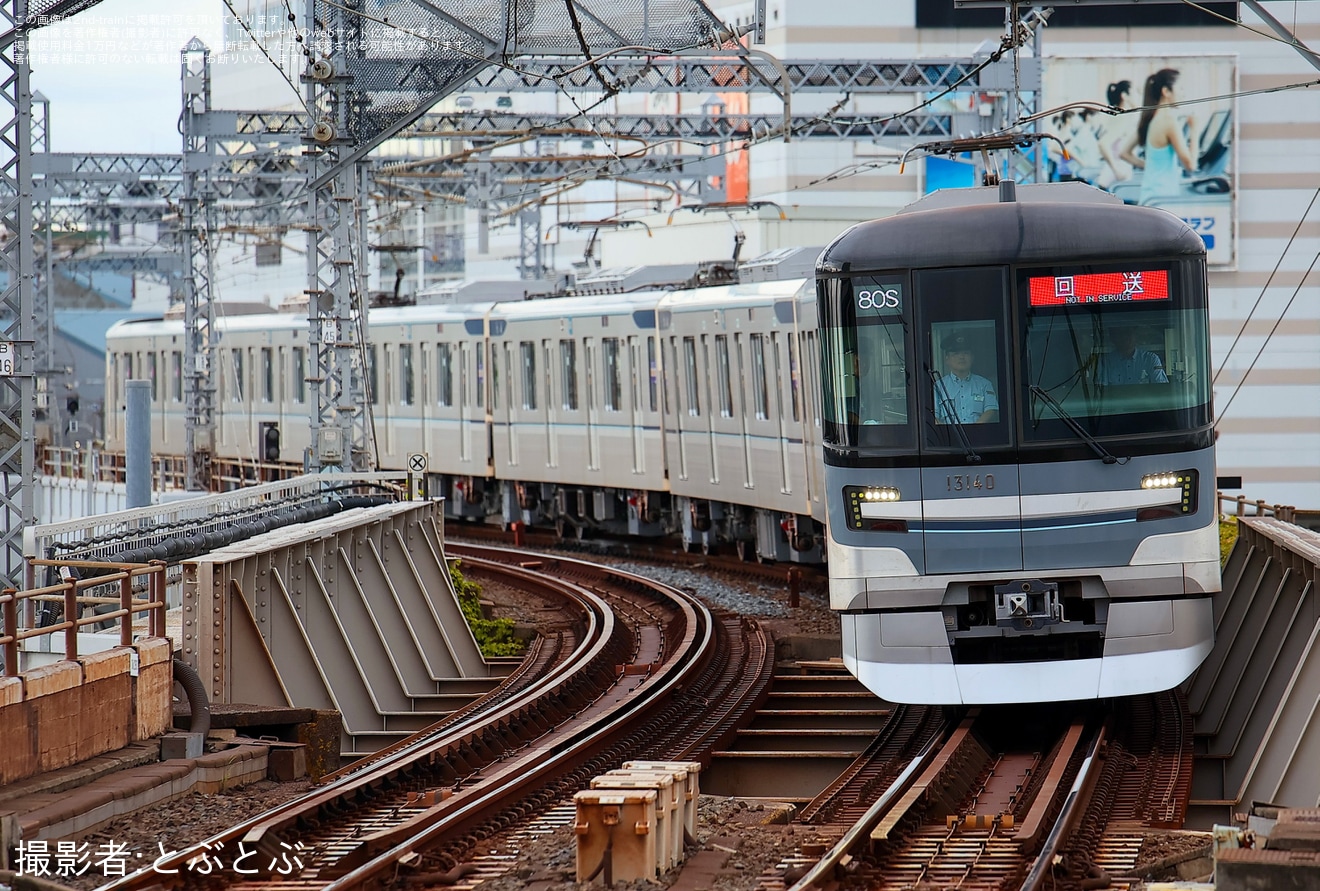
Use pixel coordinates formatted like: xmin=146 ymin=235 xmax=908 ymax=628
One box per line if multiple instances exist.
xmin=843 ymin=485 xmax=908 ymax=531
xmin=1137 ymin=470 xmax=1198 ymax=518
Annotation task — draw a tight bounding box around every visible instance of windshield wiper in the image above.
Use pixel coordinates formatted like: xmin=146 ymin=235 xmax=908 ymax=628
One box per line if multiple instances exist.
xmin=927 ymin=367 xmax=982 ymax=464
xmin=1029 ymin=385 xmax=1126 ymax=465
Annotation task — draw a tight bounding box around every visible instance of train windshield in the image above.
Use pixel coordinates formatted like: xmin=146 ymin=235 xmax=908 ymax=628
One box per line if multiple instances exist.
xmin=1020 ymin=263 xmax=1212 ymax=440
xmin=820 ymin=260 xmax=1210 ymax=455
xmin=818 ymin=275 xmax=914 ymax=449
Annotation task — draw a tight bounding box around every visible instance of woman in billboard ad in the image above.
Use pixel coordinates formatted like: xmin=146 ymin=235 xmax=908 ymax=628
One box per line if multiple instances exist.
xmin=1043 ymin=56 xmax=1235 ymax=267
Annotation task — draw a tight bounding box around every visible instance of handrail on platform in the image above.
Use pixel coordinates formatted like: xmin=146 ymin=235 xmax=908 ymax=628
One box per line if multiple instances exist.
xmin=1 ymin=560 xmax=168 ymax=677
xmin=1217 ymin=492 xmax=1297 ymax=524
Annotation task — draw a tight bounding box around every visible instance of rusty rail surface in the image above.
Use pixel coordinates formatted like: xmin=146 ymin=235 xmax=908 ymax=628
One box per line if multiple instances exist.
xmin=783 ymin=708 xmax=1103 ymax=891
xmin=1 ymin=560 xmax=167 ymax=675
xmin=782 ymin=692 xmax=1194 ymax=891
xmin=798 ymin=703 xmax=943 ymax=825
xmin=101 ymin=544 xmax=751 ymax=890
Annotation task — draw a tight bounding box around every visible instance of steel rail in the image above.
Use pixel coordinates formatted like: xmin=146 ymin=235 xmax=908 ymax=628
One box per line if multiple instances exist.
xmin=321 ymin=555 xmax=713 ymax=889
xmin=1019 ymin=724 xmax=1109 ymax=891
xmin=102 ymin=552 xmax=620 ymax=889
xmin=786 ymin=729 xmax=948 ymax=891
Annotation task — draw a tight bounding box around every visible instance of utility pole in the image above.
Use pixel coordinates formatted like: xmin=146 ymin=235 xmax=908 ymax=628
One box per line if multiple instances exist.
xmin=0 ymin=0 xmax=37 ymax=584
xmin=181 ymin=38 xmax=218 ymax=491
xmin=302 ymin=0 xmax=375 ymax=473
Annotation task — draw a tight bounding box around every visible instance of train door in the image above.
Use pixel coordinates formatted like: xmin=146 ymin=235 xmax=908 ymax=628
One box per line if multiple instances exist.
xmin=670 ymin=336 xmax=688 ymax=481
xmin=649 ymin=335 xmax=666 ymax=475
xmin=628 ymin=335 xmax=644 ymax=473
xmin=418 ymin=343 xmax=431 ymax=458
xmin=768 ymin=332 xmax=792 ymax=495
xmin=584 ymin=337 xmax=599 ymax=470
xmin=543 ymin=339 xmax=557 ymax=468
xmin=503 ymin=341 xmax=517 ymax=466
xmin=276 ymin=346 xmax=286 ymax=441
xmin=797 ymin=331 xmax=823 ymax=511
xmin=914 ymin=266 xmax=1022 ymax=575
xmin=735 ymin=333 xmax=753 ymax=489
xmin=701 ymin=334 xmax=718 ymax=484
xmin=382 ymin=344 xmax=395 ymax=456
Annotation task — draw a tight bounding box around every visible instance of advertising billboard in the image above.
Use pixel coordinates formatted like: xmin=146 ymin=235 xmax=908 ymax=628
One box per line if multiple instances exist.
xmin=1042 ymin=56 xmax=1236 ymax=266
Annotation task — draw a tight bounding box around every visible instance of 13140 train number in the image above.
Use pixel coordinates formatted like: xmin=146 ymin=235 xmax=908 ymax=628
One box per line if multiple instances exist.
xmin=946 ymin=473 xmax=995 ymax=492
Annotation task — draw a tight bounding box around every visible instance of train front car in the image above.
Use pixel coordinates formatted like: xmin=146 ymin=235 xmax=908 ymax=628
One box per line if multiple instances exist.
xmin=819 ymin=182 xmax=1218 ymax=705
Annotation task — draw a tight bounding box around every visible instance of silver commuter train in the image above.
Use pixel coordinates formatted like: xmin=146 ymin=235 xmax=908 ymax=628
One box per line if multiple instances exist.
xmin=817 ymin=182 xmax=1219 ymax=704
xmin=103 ymin=181 xmax=1218 ymax=704
xmin=104 ymin=280 xmax=829 ymax=562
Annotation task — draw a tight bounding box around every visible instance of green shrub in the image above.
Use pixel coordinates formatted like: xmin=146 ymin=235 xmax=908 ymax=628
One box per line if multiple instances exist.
xmin=450 ymin=559 xmax=525 ymax=658
xmin=1219 ymin=516 xmax=1239 ymax=566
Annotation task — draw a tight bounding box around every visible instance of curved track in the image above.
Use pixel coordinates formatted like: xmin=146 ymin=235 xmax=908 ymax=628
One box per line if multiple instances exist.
xmin=103 ymin=545 xmax=764 ymax=890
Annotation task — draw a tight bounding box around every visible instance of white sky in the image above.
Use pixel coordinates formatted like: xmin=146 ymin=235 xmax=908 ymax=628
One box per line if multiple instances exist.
xmin=29 ymin=0 xmax=227 ymax=154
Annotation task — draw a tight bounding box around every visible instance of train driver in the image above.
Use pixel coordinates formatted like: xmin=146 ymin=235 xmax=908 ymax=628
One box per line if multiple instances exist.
xmin=933 ymin=331 xmax=999 ymax=424
xmin=1096 ymin=326 xmax=1168 ymax=385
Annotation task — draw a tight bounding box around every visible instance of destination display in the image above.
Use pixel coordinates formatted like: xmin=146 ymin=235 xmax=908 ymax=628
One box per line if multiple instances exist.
xmin=1027 ymin=269 xmax=1171 ymax=307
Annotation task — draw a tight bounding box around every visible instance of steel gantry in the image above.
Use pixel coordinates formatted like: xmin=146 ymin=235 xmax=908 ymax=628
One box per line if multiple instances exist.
xmin=292 ymin=0 xmax=733 ymax=472
xmin=25 ymin=4 xmax=1043 ymax=492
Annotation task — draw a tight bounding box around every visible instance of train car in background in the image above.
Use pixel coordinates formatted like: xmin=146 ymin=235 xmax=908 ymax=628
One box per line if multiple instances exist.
xmin=486 ymin=291 xmax=670 ymax=539
xmin=657 ymin=279 xmax=823 ymax=559
xmin=103 ymin=275 xmax=829 ymax=563
xmin=817 ymin=181 xmax=1219 ymax=704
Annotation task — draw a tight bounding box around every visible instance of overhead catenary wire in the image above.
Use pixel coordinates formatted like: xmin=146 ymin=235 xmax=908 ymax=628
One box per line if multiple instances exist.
xmin=1213 ymin=244 xmax=1320 ymax=428
xmin=1212 ymin=184 xmax=1320 ymax=388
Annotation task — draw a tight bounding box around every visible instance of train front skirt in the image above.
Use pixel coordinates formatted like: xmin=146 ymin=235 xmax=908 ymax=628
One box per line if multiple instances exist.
xmin=840 ymin=596 xmax=1215 ymax=704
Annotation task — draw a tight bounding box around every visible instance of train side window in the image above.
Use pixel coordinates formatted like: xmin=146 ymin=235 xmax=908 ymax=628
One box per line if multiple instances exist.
xmin=476 ymin=345 xmax=485 ymax=409
xmin=292 ymin=347 xmax=306 ymax=403
xmin=751 ymin=335 xmax=770 ymax=420
xmin=170 ymin=351 xmax=182 ymax=403
xmin=460 ymin=343 xmax=471 ymax=409
xmin=801 ymin=333 xmax=818 ymax=427
xmin=663 ymin=337 xmax=677 ymax=415
xmin=520 ymin=341 xmax=537 ymax=410
xmin=715 ymin=335 xmax=734 ymax=418
xmin=504 ymin=342 xmax=514 ymax=410
xmin=261 ymin=347 xmax=274 ymax=402
xmin=603 ymin=337 xmax=622 ymax=412
xmin=437 ymin=343 xmax=453 ymax=407
xmin=230 ymin=349 xmax=244 ymax=402
xmin=647 ymin=337 xmax=658 ymax=413
xmin=559 ymin=340 xmax=578 ymax=410
xmin=682 ymin=336 xmax=700 ymax=416
xmin=786 ymin=334 xmax=801 ymax=423
xmin=490 ymin=345 xmax=501 ymax=410
xmin=400 ymin=343 xmax=415 ymax=405
xmin=542 ymin=341 xmax=554 ymax=410
xmin=366 ymin=345 xmax=379 ymax=405
xmin=584 ymin=339 xmax=596 ymax=412
xmin=147 ymin=353 xmax=158 ymax=402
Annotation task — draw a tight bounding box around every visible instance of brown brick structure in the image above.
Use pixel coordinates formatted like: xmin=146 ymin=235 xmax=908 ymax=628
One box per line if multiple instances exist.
xmin=0 ymin=638 xmax=173 ymax=786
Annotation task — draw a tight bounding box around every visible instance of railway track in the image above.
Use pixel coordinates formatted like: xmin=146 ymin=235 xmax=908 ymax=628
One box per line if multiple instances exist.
xmin=102 ymin=545 xmax=775 ymax=890
xmin=754 ymin=691 xmax=1192 ymax=891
